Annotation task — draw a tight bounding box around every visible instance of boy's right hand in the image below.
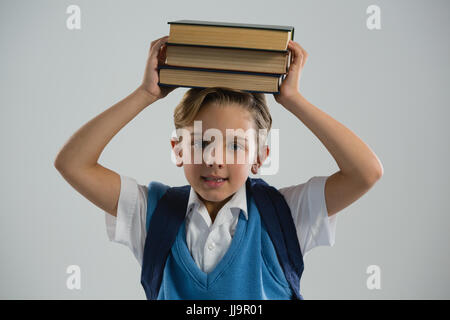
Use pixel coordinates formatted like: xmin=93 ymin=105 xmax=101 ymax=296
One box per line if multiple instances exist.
xmin=138 ymin=35 xmax=177 ymax=101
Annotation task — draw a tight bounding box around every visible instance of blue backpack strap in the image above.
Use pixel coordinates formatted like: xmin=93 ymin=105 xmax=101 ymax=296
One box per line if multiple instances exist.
xmin=246 ymin=177 xmax=305 ymax=300
xmin=145 ymin=181 xmax=171 ymax=232
xmin=141 ymin=183 xmax=190 ymax=300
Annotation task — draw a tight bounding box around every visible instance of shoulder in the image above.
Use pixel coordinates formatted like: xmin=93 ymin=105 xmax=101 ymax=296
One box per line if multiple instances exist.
xmin=146 ymin=181 xmax=172 ymax=215
xmin=147 ymin=181 xmax=171 ymax=199
xmin=117 ymin=177 xmax=172 ymax=221
xmin=276 ymin=176 xmax=335 ymax=256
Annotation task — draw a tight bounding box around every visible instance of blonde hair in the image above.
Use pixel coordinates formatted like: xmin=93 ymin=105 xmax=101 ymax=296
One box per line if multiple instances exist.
xmin=173 ymin=87 xmax=272 ymax=155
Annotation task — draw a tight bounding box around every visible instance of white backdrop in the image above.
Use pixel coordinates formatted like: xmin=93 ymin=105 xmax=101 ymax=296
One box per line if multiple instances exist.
xmin=1 ymin=0 xmax=449 ymax=299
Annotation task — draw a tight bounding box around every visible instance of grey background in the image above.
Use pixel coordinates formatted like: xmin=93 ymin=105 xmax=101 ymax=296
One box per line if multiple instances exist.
xmin=1 ymin=0 xmax=449 ymax=299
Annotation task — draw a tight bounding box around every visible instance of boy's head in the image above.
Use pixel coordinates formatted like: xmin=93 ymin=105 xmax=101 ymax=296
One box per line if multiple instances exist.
xmin=170 ymin=87 xmax=272 ymax=207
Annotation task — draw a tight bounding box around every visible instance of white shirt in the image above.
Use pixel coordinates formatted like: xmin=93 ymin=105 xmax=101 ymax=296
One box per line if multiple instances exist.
xmin=105 ymin=175 xmax=337 ymax=273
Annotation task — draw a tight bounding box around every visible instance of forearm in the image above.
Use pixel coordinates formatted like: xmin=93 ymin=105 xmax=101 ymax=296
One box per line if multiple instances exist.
xmin=281 ymin=93 xmax=383 ymax=183
xmin=54 ymin=87 xmax=158 ymax=170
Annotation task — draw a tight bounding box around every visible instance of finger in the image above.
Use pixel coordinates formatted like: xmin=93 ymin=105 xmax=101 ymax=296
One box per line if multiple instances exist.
xmin=150 ymin=36 xmax=169 ymax=59
xmin=288 ymin=41 xmax=307 ymax=68
xmin=158 ymin=43 xmax=168 ymax=65
xmin=288 ymin=41 xmax=302 ymax=70
xmin=149 ymin=35 xmax=169 ymax=53
xmin=150 ymin=35 xmax=169 ymax=52
xmin=290 ymin=40 xmax=308 ymax=67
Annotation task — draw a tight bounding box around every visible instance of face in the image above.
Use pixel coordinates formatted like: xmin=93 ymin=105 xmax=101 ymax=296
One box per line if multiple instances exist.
xmin=170 ymin=103 xmax=269 ymax=215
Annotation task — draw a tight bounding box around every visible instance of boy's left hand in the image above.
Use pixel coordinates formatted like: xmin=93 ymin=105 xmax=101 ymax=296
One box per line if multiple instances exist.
xmin=273 ymin=40 xmax=308 ymax=104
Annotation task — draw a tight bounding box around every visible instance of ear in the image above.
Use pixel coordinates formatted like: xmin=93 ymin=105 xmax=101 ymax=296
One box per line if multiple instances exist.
xmin=170 ymin=137 xmax=183 ymax=167
xmin=251 ymin=145 xmax=270 ymax=174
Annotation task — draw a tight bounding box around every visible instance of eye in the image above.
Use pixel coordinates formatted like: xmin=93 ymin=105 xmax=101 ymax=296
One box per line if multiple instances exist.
xmin=192 ymin=140 xmax=208 ymax=149
xmin=192 ymin=139 xmax=245 ymax=151
xmin=229 ymin=142 xmax=244 ymax=151
xmin=192 ymin=140 xmax=201 ymax=148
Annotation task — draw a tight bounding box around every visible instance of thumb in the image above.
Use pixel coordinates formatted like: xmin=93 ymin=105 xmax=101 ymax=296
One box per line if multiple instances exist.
xmin=288 ymin=42 xmax=302 ymax=72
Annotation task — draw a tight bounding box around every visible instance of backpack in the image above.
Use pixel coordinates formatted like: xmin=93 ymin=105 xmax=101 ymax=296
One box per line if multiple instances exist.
xmin=141 ymin=176 xmax=305 ymax=300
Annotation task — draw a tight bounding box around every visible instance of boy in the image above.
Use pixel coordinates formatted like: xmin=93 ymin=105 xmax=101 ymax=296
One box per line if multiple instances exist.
xmin=54 ymin=35 xmax=383 ymax=299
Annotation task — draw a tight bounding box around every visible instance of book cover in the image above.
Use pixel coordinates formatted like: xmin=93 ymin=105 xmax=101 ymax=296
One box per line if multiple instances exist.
xmin=168 ymin=19 xmax=295 ymax=40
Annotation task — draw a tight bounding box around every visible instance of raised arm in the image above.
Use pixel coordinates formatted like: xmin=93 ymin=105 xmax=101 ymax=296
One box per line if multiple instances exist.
xmin=54 ymin=35 xmax=175 ymax=217
xmin=274 ymin=40 xmax=383 ymax=217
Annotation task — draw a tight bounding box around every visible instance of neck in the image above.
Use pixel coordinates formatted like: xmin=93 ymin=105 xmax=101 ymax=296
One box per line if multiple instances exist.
xmin=199 ymin=194 xmax=233 ymax=224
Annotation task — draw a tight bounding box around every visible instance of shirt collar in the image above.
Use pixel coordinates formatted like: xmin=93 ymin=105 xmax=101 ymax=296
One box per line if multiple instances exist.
xmin=186 ymin=182 xmax=248 ymax=220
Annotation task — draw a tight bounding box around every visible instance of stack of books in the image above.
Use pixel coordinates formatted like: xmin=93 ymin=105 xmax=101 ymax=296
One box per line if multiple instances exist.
xmin=158 ymin=20 xmax=295 ymax=94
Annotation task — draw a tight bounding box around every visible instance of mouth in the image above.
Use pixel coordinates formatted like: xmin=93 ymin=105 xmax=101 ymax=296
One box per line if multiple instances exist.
xmin=201 ymin=176 xmax=228 ymax=187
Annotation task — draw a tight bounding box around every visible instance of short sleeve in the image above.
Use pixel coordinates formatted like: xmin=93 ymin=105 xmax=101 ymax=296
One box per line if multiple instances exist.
xmin=104 ymin=175 xmax=148 ymax=266
xmin=278 ymin=176 xmax=337 ymax=258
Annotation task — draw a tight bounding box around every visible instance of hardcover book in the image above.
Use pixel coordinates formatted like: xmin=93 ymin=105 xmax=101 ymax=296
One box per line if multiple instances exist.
xmin=158 ymin=20 xmax=295 ymax=93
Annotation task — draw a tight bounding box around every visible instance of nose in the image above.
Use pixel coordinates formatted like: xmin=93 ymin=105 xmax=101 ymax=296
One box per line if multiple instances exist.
xmin=205 ymin=147 xmax=224 ymax=168
xmin=207 ymin=162 xmax=223 ymax=168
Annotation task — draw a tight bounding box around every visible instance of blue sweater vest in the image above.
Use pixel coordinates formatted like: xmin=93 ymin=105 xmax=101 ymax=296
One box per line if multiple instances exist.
xmin=141 ymin=177 xmax=304 ymax=300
